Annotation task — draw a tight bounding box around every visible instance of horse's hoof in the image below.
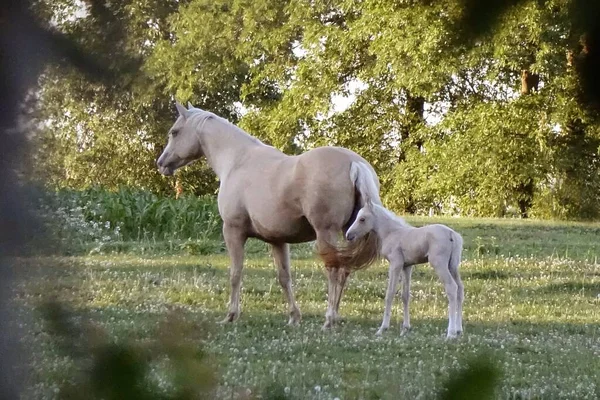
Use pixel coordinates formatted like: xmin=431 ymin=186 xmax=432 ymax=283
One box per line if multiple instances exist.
xmin=287 ymin=310 xmax=302 ymax=326
xmin=322 ymin=320 xmax=334 ymax=330
xmin=400 ymin=327 xmax=411 ymax=336
xmin=446 ymin=333 xmax=458 ymax=339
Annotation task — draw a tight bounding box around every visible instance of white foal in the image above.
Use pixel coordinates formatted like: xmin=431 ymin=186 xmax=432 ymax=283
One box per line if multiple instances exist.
xmin=345 ymin=201 xmax=464 ymax=338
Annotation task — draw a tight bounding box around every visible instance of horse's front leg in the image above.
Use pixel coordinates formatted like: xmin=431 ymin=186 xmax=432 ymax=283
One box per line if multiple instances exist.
xmin=221 ymin=224 xmax=247 ymax=323
xmin=271 ymin=242 xmax=302 ymax=325
xmin=376 ymin=257 xmax=403 ymax=336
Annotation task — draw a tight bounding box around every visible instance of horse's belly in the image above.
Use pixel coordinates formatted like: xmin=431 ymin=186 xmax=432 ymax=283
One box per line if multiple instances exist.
xmin=249 ymin=215 xmax=316 ymax=244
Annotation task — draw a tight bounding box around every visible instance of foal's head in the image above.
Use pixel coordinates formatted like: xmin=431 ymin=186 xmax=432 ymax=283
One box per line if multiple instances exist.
xmin=157 ymin=101 xmax=206 ymax=176
xmin=346 ymin=201 xmax=376 ymax=242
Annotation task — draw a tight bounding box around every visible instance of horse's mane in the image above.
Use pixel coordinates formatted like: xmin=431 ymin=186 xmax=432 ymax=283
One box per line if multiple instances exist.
xmin=189 ymin=109 xmax=263 ymax=146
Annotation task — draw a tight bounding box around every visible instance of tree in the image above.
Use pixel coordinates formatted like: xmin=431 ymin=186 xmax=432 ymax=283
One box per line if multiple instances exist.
xmin=31 ymin=0 xmax=600 ymax=219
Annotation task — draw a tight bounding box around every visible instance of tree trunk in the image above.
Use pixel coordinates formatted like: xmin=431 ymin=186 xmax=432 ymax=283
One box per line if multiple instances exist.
xmin=513 ymin=68 xmax=540 ymax=217
xmin=517 ymin=181 xmax=534 ymax=218
xmin=399 ymin=91 xmax=425 ymax=161
xmin=520 ymin=69 xmax=539 ymax=94
xmin=399 ymin=92 xmax=425 ymax=214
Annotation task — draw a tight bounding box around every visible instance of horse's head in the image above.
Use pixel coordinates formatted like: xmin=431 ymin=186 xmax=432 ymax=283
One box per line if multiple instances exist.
xmin=346 ymin=200 xmax=376 ymax=242
xmin=157 ymin=101 xmax=205 ymax=176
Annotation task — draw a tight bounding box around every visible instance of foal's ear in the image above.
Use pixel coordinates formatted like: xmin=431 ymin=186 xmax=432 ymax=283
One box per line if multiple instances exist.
xmin=186 ymin=101 xmax=205 ymax=113
xmin=364 ymin=197 xmax=374 ymax=209
xmin=175 ymin=101 xmax=189 ymax=119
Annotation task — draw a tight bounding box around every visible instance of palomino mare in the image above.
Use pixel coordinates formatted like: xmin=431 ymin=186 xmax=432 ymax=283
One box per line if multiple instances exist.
xmin=339 ymin=199 xmax=464 ymax=338
xmin=157 ymin=101 xmax=381 ymax=328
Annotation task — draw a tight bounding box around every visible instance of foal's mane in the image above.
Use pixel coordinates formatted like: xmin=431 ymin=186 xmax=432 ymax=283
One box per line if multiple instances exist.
xmin=372 ymin=204 xmax=411 ymax=227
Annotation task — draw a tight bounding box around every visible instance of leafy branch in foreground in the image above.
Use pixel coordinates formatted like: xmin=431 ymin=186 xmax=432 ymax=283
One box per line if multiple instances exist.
xmin=40 ymin=301 xmax=218 ymax=400
xmin=440 ymin=355 xmax=501 ymax=400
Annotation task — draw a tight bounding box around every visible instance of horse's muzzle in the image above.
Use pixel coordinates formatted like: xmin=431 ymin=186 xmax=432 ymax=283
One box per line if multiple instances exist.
xmin=346 ymin=233 xmax=356 ymax=242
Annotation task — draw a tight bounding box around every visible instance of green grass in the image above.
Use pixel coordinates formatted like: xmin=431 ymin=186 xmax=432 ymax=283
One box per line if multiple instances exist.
xmin=16 ymin=217 xmax=600 ymax=399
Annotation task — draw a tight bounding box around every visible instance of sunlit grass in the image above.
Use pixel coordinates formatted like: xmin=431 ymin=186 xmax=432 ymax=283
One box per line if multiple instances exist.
xmin=17 ymin=218 xmax=600 ymax=399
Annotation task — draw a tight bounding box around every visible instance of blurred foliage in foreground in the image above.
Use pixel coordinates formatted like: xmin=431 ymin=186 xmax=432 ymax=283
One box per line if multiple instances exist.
xmin=40 ymin=301 xmax=218 ymax=400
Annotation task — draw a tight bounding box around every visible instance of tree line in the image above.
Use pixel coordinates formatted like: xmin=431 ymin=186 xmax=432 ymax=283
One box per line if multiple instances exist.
xmin=30 ymin=0 xmax=600 ymax=220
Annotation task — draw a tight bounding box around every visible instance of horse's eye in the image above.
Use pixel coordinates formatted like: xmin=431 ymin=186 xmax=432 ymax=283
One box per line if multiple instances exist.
xmin=359 ymin=217 xmax=365 ymax=222
xmin=171 ymin=129 xmax=179 ymax=137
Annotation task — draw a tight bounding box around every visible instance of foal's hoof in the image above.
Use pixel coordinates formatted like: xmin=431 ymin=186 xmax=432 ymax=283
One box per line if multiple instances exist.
xmin=375 ymin=327 xmax=387 ymax=336
xmin=218 ymin=312 xmax=238 ymax=324
xmin=322 ymin=320 xmax=334 ymax=331
xmin=400 ymin=327 xmax=411 ymax=336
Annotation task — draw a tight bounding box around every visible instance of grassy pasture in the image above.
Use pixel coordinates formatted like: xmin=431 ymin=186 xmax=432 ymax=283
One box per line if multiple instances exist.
xmin=16 ymin=216 xmax=600 ymax=399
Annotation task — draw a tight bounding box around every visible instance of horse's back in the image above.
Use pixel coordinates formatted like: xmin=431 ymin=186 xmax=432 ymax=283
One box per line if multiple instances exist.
xmin=219 ymin=145 xmax=376 ymax=241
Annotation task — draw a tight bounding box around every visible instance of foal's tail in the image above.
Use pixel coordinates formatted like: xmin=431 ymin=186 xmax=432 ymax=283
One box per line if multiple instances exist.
xmin=318 ymin=161 xmax=382 ymax=272
xmin=448 ymin=230 xmax=463 ymax=274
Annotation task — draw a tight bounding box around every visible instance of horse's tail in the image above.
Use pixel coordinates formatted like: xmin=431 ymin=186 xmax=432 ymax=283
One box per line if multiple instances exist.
xmin=318 ymin=161 xmax=381 ymax=272
xmin=349 ymin=161 xmax=382 ymax=207
xmin=448 ymin=230 xmax=463 ymax=275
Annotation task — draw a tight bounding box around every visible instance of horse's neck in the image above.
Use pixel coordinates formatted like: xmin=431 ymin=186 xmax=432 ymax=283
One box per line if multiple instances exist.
xmin=373 ymin=205 xmax=411 ymax=240
xmin=197 ymin=115 xmax=265 ymax=179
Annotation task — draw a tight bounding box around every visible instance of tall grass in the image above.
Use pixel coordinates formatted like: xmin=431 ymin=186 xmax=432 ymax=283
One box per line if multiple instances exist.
xmin=35 ymin=187 xmax=223 ymax=254
xmin=34 ymin=187 xmax=600 ymax=259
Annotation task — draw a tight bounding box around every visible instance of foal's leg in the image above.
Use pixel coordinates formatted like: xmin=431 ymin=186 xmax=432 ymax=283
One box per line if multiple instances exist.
xmin=449 ymin=263 xmax=464 ymax=335
xmin=221 ymin=224 xmax=247 ymax=323
xmin=376 ymin=257 xmax=404 ymax=336
xmin=430 ymin=255 xmax=459 ymax=338
xmin=401 ymin=265 xmax=413 ymax=332
xmin=271 ymin=242 xmax=302 ymax=325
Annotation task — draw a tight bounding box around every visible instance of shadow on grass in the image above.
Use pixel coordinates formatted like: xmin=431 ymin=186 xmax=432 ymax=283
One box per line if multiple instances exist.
xmin=535 ymin=281 xmax=600 ymax=296
xmin=463 ymin=270 xmax=511 ymax=280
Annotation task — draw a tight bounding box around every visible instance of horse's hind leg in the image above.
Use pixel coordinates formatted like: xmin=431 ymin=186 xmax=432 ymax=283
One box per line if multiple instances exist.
xmin=271 ymin=242 xmax=301 ymax=325
xmin=316 ymin=229 xmax=344 ymax=329
xmin=430 ymin=255 xmax=459 ymax=338
xmin=333 ymin=267 xmax=350 ymax=316
xmin=221 ymin=224 xmax=247 ymax=323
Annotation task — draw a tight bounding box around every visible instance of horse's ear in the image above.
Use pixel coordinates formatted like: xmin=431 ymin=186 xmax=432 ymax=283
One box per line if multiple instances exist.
xmin=175 ymin=101 xmax=188 ymax=119
xmin=187 ymin=101 xmax=194 ymax=110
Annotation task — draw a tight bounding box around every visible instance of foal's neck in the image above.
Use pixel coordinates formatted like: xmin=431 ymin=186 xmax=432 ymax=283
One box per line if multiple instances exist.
xmin=373 ymin=205 xmax=411 ymax=240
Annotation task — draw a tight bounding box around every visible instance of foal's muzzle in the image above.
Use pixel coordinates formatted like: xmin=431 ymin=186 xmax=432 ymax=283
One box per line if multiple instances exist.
xmin=156 ymin=158 xmax=173 ymax=176
xmin=346 ymin=233 xmax=356 ymax=242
